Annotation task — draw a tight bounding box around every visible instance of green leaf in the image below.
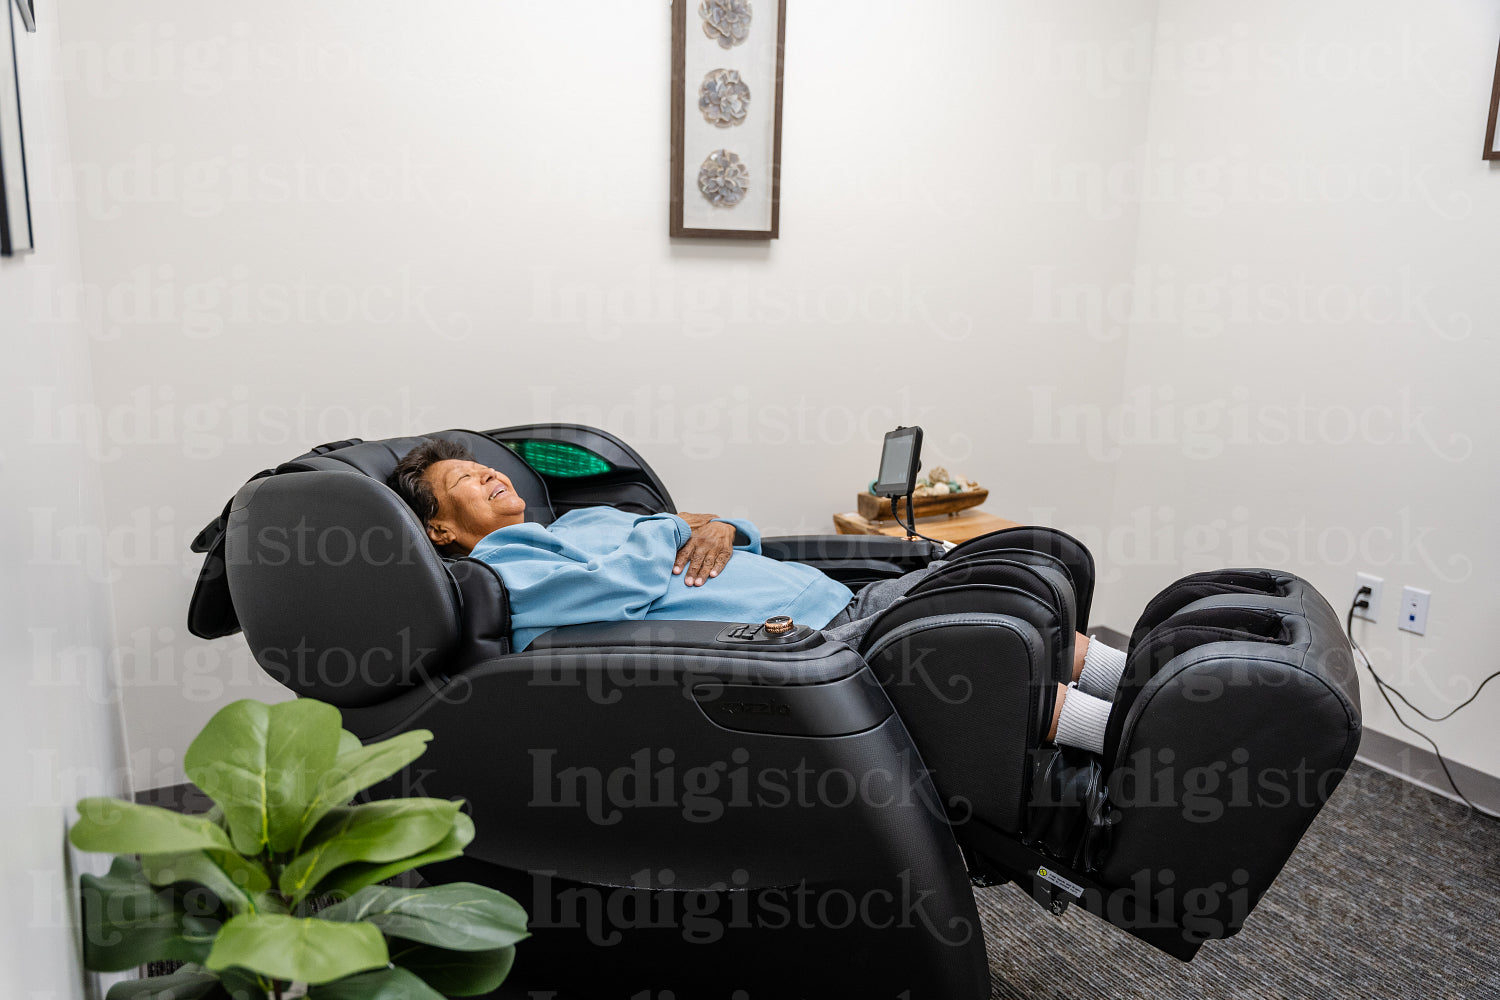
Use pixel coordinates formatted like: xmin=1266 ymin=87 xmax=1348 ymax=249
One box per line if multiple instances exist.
xmin=184 ymin=699 xmax=344 ymax=856
xmin=140 ymin=851 xmax=270 ymax=914
xmin=393 ymin=943 xmax=517 ymax=996
xmin=204 ymin=913 xmax=387 ymax=984
xmin=70 ymin=799 xmax=234 ymax=856
xmin=316 ymin=812 xmax=475 ymax=901
xmin=218 ymin=969 xmax=272 ymax=1000
xmin=294 ymin=730 xmax=433 ymax=850
xmin=104 ymin=966 xmax=223 ymax=1000
xmin=80 ymin=857 xmax=222 ymax=972
xmin=337 ymin=729 xmax=362 ymax=756
xmin=306 ymin=966 xmax=445 ymax=1000
xmin=104 ymin=964 xmax=268 ymax=1000
xmin=214 ymin=967 xmax=273 ymax=1000
xmin=319 ymin=882 xmax=528 ymax=951
xmin=278 ymin=799 xmax=462 ymax=903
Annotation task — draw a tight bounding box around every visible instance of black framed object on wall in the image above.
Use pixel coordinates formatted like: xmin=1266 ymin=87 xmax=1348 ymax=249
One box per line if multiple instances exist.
xmin=670 ymin=0 xmax=786 ymax=239
xmin=1486 ymin=36 xmax=1500 ymax=161
xmin=0 ymin=0 xmax=32 ymax=255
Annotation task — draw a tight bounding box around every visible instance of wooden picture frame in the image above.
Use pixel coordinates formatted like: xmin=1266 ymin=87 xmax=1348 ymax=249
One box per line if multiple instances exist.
xmin=1486 ymin=37 xmax=1500 ymax=161
xmin=670 ymin=0 xmax=785 ymax=239
xmin=0 ymin=0 xmax=32 ymax=255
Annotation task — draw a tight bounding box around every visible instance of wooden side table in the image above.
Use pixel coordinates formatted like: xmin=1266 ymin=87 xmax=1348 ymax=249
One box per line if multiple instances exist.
xmin=832 ymin=508 xmax=1019 ymax=543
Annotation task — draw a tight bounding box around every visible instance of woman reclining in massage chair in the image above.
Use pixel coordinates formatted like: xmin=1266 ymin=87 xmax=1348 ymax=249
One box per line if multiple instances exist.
xmin=391 ymin=438 xmax=1126 ymax=754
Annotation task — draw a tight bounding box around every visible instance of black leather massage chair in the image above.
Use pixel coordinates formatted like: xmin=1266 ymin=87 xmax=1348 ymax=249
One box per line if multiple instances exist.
xmin=188 ymin=424 xmax=1363 ymax=999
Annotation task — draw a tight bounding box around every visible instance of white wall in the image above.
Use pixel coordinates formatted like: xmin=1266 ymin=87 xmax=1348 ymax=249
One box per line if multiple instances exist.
xmin=44 ymin=0 xmax=1500 ymax=789
xmin=1096 ymin=0 xmax=1500 ymax=779
xmin=15 ymin=1 xmax=1497 ymax=990
xmin=51 ymin=0 xmax=1159 ymax=784
xmin=1 ymin=4 xmax=129 ymax=998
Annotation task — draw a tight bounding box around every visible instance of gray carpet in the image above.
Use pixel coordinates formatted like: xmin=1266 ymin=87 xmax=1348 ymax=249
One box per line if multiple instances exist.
xmin=973 ymin=761 xmax=1500 ymax=999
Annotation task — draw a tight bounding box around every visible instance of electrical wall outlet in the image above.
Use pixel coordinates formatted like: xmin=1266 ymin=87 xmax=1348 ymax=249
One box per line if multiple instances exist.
xmin=1399 ymin=586 xmax=1430 ymax=636
xmin=1354 ymin=573 xmax=1383 ymax=623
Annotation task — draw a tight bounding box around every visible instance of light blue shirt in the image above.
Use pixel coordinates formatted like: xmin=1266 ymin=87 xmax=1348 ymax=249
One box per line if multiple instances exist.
xmin=468 ymin=506 xmax=855 ymax=651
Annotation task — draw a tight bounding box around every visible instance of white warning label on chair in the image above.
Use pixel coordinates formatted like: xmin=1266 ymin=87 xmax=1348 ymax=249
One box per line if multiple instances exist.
xmin=1035 ymin=866 xmax=1084 ymax=898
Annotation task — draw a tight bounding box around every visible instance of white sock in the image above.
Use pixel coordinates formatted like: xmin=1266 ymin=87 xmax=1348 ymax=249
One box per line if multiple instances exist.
xmin=1054 ymin=684 xmax=1112 ymax=755
xmin=1077 ymin=638 xmax=1128 ymax=701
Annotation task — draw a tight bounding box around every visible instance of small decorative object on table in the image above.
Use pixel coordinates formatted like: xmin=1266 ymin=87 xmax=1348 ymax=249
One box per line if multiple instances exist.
xmin=857 ymin=466 xmax=989 ymax=522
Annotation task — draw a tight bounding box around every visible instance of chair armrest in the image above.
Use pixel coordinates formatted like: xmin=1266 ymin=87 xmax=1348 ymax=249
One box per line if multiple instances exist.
xmin=527 ymin=619 xmax=827 ymax=658
xmin=339 ymin=637 xmax=911 ymax=885
xmin=761 ymin=534 xmax=944 ymax=585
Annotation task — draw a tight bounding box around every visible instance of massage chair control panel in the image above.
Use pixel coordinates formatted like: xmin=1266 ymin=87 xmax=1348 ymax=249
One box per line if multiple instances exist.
xmin=715 ymin=617 xmax=813 ymax=645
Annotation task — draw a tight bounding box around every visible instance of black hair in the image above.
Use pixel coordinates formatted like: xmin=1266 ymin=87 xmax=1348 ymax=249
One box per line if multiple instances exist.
xmin=390 ymin=437 xmax=476 ymax=530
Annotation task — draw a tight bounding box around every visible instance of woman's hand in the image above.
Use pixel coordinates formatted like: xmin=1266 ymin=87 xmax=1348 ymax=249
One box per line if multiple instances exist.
xmin=674 ymin=517 xmax=736 ymax=586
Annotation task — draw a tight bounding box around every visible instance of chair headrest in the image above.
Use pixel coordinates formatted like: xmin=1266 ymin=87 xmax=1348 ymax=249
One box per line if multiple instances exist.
xmin=225 ymin=470 xmax=464 ymax=707
xmin=279 ymin=430 xmax=555 ymax=526
xmin=188 ymin=429 xmax=553 ymax=643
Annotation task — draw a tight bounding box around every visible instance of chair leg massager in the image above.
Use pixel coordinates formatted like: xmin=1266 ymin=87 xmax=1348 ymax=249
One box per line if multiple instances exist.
xmin=188 ymin=424 xmax=1363 ymax=999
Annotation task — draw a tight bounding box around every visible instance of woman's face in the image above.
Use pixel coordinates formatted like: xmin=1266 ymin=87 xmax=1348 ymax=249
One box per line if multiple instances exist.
xmin=422 ymin=459 xmax=527 ymax=553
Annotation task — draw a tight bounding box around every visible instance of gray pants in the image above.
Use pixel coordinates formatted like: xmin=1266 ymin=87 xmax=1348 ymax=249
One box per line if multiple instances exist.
xmin=820 ymin=561 xmax=948 ymax=648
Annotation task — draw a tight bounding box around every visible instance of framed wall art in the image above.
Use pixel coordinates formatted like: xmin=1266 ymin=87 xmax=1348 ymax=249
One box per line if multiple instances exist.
xmin=670 ymin=0 xmax=786 ymax=239
xmin=1486 ymin=36 xmax=1500 ymax=161
xmin=0 ymin=0 xmax=32 ymax=255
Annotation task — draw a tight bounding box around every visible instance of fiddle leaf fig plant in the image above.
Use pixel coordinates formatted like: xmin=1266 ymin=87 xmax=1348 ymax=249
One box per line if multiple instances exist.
xmin=69 ymin=699 xmax=528 ymax=1000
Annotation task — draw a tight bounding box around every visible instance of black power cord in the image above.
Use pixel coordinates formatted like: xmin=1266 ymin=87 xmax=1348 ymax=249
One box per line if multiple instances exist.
xmin=890 ymin=490 xmax=942 ymax=545
xmin=1346 ymin=586 xmax=1499 ymax=821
